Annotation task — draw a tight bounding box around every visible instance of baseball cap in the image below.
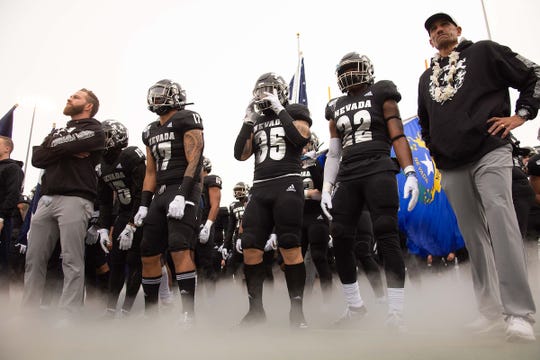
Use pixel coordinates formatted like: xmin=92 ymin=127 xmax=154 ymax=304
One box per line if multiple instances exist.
xmin=424 ymin=13 xmax=458 ymax=32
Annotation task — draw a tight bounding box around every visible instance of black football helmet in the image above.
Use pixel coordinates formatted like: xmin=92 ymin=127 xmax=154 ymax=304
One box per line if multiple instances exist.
xmin=147 ymin=79 xmax=187 ymax=115
xmin=336 ymin=52 xmax=375 ymax=92
xmin=233 ymin=182 xmax=250 ymax=200
xmin=102 ymin=120 xmax=128 ymax=150
xmin=202 ymin=156 xmax=212 ymax=173
xmin=252 ymin=72 xmax=289 ymax=112
xmin=306 ymin=131 xmax=320 ymax=152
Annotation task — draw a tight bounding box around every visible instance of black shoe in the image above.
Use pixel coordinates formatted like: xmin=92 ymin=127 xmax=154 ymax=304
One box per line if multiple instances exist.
xmin=239 ymin=309 xmax=266 ymax=327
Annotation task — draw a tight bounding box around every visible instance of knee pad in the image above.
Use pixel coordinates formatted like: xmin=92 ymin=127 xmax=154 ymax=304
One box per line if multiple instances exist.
xmin=278 ymin=232 xmax=301 ymax=249
xmin=372 ymin=214 xmax=398 ymax=238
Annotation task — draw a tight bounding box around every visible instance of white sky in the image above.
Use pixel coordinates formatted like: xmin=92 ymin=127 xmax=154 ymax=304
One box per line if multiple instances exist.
xmin=1 ymin=0 xmax=539 ymax=206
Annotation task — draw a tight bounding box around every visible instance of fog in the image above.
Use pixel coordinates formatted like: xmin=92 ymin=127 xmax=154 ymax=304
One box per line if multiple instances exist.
xmin=1 ymin=242 xmax=539 ymax=360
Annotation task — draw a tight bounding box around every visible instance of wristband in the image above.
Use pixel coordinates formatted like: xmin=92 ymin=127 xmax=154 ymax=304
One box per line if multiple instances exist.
xmin=304 ymin=189 xmax=309 ymax=199
xmin=322 ymin=182 xmax=333 ymax=193
xmin=403 ymin=165 xmax=416 ymax=176
xmin=140 ymin=190 xmax=153 ymax=207
xmin=178 ymin=176 xmax=195 ymax=197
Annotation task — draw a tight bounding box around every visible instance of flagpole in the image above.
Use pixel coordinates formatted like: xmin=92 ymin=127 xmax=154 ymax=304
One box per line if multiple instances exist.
xmin=23 ymin=105 xmax=36 ymax=177
xmin=292 ymin=33 xmax=302 ymax=103
xmin=480 ymin=0 xmax=492 ymax=40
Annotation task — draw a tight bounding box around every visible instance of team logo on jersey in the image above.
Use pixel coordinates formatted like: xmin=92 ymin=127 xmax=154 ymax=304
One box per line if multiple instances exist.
xmin=286 ymin=184 xmax=296 ymax=192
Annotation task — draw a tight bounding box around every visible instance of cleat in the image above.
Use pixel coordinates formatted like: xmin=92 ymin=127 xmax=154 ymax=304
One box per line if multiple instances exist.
xmin=332 ymin=305 xmax=367 ymax=328
xmin=385 ymin=311 xmax=407 ymax=333
xmin=239 ymin=309 xmax=266 ymax=327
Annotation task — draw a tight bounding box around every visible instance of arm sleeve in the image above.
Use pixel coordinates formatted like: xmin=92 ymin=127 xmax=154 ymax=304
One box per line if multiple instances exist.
xmin=323 ymin=138 xmax=342 ymax=186
xmin=234 ymin=123 xmax=253 ymax=160
xmin=96 ymin=180 xmax=114 ymax=229
xmin=129 ymin=162 xmax=147 ymax=223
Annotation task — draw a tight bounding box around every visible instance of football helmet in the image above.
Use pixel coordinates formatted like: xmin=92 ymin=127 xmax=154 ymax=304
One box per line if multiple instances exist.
xmin=252 ymin=72 xmax=289 ymax=112
xmin=306 ymin=131 xmax=320 ymax=152
xmin=233 ymin=182 xmax=250 ymax=200
xmin=202 ymin=156 xmax=212 ymax=173
xmin=336 ymin=52 xmax=375 ymax=92
xmin=147 ymin=79 xmax=187 ymax=115
xmin=102 ymin=120 xmax=129 ymax=150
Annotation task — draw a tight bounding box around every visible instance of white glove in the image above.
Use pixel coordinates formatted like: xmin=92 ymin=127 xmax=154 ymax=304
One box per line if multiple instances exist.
xmin=328 ymin=235 xmax=333 ymax=249
xmin=262 ymin=89 xmax=285 ymax=114
xmin=218 ymin=245 xmax=228 ymax=260
xmin=97 ymin=228 xmax=111 ymax=254
xmin=167 ymin=195 xmax=186 ymax=219
xmin=85 ymin=225 xmax=99 ymax=245
xmin=264 ymin=233 xmax=278 ymax=251
xmin=320 ymin=191 xmax=333 ymax=221
xmin=235 ymin=238 xmax=243 ymax=254
xmin=199 ymin=219 xmax=213 ymax=244
xmin=15 ymin=243 xmax=27 ymax=255
xmin=134 ymin=206 xmax=148 ymax=227
xmin=244 ymin=99 xmax=257 ymax=125
xmin=118 ymin=224 xmax=136 ymax=250
xmin=403 ymin=174 xmax=419 ymax=212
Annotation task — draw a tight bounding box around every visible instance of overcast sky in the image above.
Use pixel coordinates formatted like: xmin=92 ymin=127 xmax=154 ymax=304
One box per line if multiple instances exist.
xmin=1 ymin=0 xmax=539 ymax=205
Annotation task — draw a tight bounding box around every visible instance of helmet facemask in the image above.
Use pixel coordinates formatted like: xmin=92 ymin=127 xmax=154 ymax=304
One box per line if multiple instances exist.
xmin=102 ymin=120 xmax=129 ymax=150
xmin=233 ymin=182 xmax=249 ymax=200
xmin=147 ymin=80 xmax=186 ymax=115
xmin=336 ymin=54 xmax=375 ymax=92
xmin=252 ymin=73 xmax=288 ymax=113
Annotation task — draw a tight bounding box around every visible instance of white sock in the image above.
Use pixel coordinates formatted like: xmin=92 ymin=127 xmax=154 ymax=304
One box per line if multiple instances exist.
xmin=387 ymin=287 xmax=404 ymax=314
xmin=159 ymin=265 xmax=173 ymax=303
xmin=342 ymin=282 xmax=364 ymax=309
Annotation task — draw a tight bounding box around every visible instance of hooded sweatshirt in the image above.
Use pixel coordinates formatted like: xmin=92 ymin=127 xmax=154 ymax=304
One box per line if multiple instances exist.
xmin=418 ymin=39 xmax=540 ymax=170
xmin=0 ymin=158 xmax=24 ymax=220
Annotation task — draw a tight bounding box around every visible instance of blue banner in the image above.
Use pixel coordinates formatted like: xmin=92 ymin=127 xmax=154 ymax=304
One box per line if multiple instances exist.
xmin=0 ymin=104 xmax=17 ymax=137
xmin=289 ymin=56 xmax=308 ymax=106
xmin=393 ymin=116 xmax=465 ymax=257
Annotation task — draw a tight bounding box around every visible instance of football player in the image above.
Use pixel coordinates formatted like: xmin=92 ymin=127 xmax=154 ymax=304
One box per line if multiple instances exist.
xmin=93 ymin=120 xmax=145 ymax=317
xmin=222 ymin=182 xmax=250 ymax=280
xmin=321 ymin=53 xmax=419 ymax=331
xmin=234 ymin=72 xmax=312 ymax=328
xmin=300 ymin=132 xmax=333 ymax=303
xmin=195 ymin=156 xmax=222 ymax=295
xmin=134 ymin=79 xmax=204 ymax=326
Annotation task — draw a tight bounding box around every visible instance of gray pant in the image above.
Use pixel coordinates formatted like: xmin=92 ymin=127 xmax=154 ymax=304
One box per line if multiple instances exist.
xmin=23 ymin=195 xmax=93 ymax=312
xmin=441 ymin=145 xmax=535 ymax=321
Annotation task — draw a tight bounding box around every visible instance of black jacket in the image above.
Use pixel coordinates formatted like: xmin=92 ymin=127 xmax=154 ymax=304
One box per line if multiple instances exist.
xmin=32 ymin=118 xmax=105 ymax=201
xmin=418 ymin=39 xmax=540 ymax=169
xmin=0 ymin=158 xmax=24 ymax=219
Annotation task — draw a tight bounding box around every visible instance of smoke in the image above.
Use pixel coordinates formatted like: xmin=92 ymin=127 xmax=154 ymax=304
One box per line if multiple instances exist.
xmin=1 ymin=242 xmax=539 ymax=360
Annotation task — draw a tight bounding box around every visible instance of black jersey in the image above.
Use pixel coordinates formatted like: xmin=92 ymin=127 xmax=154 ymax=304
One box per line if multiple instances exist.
xmin=142 ymin=109 xmax=204 ymax=186
xmin=252 ymin=104 xmax=312 ymax=182
xmin=301 ymin=157 xmax=324 ymax=214
xmin=96 ymin=146 xmax=146 ymax=227
xmin=224 ymin=199 xmax=246 ymax=249
xmin=325 ymin=80 xmax=401 ymax=181
xmin=201 ymin=174 xmax=222 ymax=220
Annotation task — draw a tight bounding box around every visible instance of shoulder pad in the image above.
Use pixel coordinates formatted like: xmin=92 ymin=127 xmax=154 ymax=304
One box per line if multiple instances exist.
xmin=205 ymin=174 xmax=223 ymax=189
xmin=285 ymin=103 xmax=312 ymax=126
xmin=171 ymin=109 xmax=204 ymax=130
xmin=373 ymin=80 xmax=401 ymax=103
xmin=119 ymin=146 xmax=146 ymax=171
xmin=325 ymin=98 xmax=339 ymax=120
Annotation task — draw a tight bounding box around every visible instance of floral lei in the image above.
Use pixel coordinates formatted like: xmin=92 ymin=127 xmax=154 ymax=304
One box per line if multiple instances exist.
xmin=430 ymin=50 xmax=460 ymax=103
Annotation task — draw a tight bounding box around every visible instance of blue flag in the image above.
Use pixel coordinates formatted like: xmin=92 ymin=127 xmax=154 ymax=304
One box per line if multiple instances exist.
xmin=289 ymin=56 xmax=308 ymax=106
xmin=0 ymin=104 xmax=17 ymax=138
xmin=17 ymin=175 xmax=42 ymax=245
xmin=392 ymin=116 xmax=465 ymax=257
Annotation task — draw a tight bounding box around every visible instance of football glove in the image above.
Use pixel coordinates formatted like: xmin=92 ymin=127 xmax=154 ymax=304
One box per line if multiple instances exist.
xmin=118 ymin=224 xmax=136 ymax=251
xmin=235 ymin=238 xmax=243 ymax=254
xmin=403 ymin=174 xmax=419 ymax=212
xmin=262 ymin=89 xmax=285 ymax=114
xmin=97 ymin=228 xmax=111 ymax=254
xmin=134 ymin=206 xmax=148 ymax=227
xmin=199 ymin=219 xmax=213 ymax=244
xmin=85 ymin=225 xmax=99 ymax=245
xmin=15 ymin=243 xmax=27 ymax=255
xmin=243 ymin=99 xmax=257 ymax=125
xmin=167 ymin=195 xmax=186 ymax=219
xmin=320 ymin=191 xmax=333 ymax=221
xmin=264 ymin=233 xmax=278 ymax=251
